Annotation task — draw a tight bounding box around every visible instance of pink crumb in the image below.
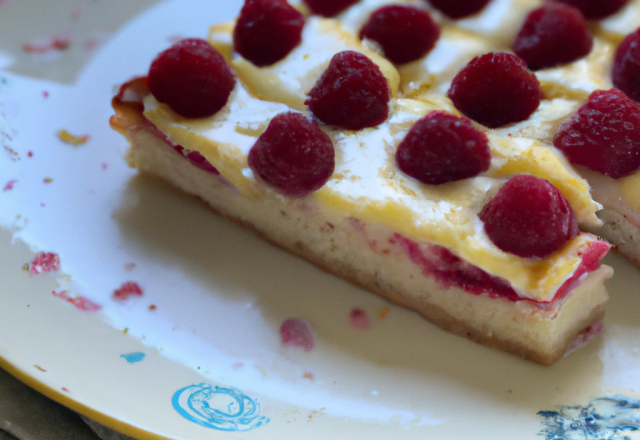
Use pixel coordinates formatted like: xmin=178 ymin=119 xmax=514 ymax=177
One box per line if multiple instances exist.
xmin=124 ymin=262 xmax=136 ymax=271
xmin=84 ymin=37 xmax=98 ymax=50
xmin=3 ymin=179 xmax=17 ymax=191
xmin=28 ymin=151 xmax=33 ymax=157
xmin=30 ymin=252 xmax=60 ymax=275
xmin=4 ymin=146 xmax=20 ymax=161
xmin=71 ymin=4 xmax=82 ymax=19
xmin=349 ymin=308 xmax=370 ymax=329
xmin=101 ymin=163 xmax=108 ymax=170
xmin=280 ymin=318 xmax=315 ymax=352
xmin=52 ymin=290 xmax=102 ymax=312
xmin=113 ymin=281 xmax=143 ymax=301
xmin=23 ymin=36 xmax=71 ymax=54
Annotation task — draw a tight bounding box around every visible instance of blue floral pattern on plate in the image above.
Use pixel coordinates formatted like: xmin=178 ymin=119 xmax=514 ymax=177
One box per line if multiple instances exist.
xmin=538 ymin=396 xmax=640 ymax=439
xmin=172 ymin=383 xmax=270 ymax=432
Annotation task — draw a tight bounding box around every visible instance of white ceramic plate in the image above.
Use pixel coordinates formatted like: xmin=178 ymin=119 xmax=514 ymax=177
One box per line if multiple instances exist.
xmin=2 ymin=1 xmax=640 ymax=439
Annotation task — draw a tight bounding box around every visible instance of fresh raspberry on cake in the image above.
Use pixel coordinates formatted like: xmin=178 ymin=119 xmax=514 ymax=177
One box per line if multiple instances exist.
xmin=479 ymin=175 xmax=579 ymax=258
xmin=147 ymin=39 xmax=235 ymax=118
xmin=427 ymin=0 xmax=492 ymax=19
xmin=513 ymin=3 xmax=593 ymax=71
xmin=396 ymin=111 xmax=490 ymax=185
xmin=306 ymin=50 xmax=390 ymax=130
xmin=248 ymin=112 xmax=335 ymax=197
xmin=612 ymin=29 xmax=640 ymax=103
xmin=447 ymin=52 xmax=541 ymax=128
xmin=233 ymin=0 xmax=305 ymax=67
xmin=303 ymin=0 xmax=360 ymax=17
xmin=359 ymin=5 xmax=440 ymax=65
xmin=554 ymin=88 xmax=640 ymax=179
xmin=549 ymin=0 xmax=630 ymax=20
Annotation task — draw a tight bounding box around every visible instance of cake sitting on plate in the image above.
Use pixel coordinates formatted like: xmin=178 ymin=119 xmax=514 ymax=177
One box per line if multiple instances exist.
xmin=109 ymin=0 xmax=640 ymax=365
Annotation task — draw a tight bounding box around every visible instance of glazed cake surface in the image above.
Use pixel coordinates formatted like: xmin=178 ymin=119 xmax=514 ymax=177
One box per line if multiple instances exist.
xmin=109 ymin=0 xmax=633 ymax=364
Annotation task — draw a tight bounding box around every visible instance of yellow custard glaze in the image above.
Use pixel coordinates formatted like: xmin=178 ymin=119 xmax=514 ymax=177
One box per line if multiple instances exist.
xmin=210 ymin=17 xmax=399 ymax=113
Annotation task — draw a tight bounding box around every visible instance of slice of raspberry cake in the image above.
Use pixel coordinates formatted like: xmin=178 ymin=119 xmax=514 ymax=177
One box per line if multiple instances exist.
xmin=110 ymin=0 xmax=615 ymax=364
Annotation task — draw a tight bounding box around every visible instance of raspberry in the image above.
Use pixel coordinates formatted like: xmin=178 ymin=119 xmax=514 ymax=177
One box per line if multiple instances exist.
xmin=303 ymin=0 xmax=359 ymax=17
xmin=306 ymin=51 xmax=390 ymax=130
xmin=396 ymin=111 xmax=490 ymax=185
xmin=233 ymin=0 xmax=305 ymax=67
xmin=513 ymin=3 xmax=593 ymax=71
xmin=549 ymin=0 xmax=630 ymax=20
xmin=612 ymin=29 xmax=640 ymax=103
xmin=280 ymin=318 xmax=314 ymax=351
xmin=447 ymin=52 xmax=541 ymax=128
xmin=479 ymin=175 xmax=579 ymax=258
xmin=553 ymin=88 xmax=640 ymax=179
xmin=427 ymin=0 xmax=492 ymax=19
xmin=359 ymin=5 xmax=440 ymax=65
xmin=148 ymin=39 xmax=235 ymax=118
xmin=248 ymin=112 xmax=335 ymax=197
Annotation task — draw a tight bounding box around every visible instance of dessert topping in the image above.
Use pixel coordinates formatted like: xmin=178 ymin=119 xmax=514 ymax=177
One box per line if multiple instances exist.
xmin=447 ymin=52 xmax=541 ymax=128
xmin=359 ymin=5 xmax=440 ymax=65
xmin=553 ymin=88 xmax=640 ymax=179
xmin=427 ymin=0 xmax=492 ymax=19
xmin=148 ymin=38 xmax=235 ymax=118
xmin=303 ymin=0 xmax=360 ymax=17
xmin=479 ymin=175 xmax=579 ymax=258
xmin=306 ymin=50 xmax=390 ymax=130
xmin=248 ymin=112 xmax=335 ymax=197
xmin=612 ymin=29 xmax=640 ymax=103
xmin=548 ymin=0 xmax=631 ymax=20
xmin=513 ymin=3 xmax=593 ymax=71
xmin=396 ymin=111 xmax=490 ymax=185
xmin=233 ymin=0 xmax=305 ymax=67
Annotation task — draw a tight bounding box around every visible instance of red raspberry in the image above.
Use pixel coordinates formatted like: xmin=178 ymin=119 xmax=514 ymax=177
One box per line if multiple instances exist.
xmin=359 ymin=5 xmax=440 ymax=65
xmin=280 ymin=318 xmax=314 ymax=351
xmin=479 ymin=175 xmax=579 ymax=258
xmin=148 ymin=39 xmax=235 ymax=118
xmin=396 ymin=111 xmax=490 ymax=185
xmin=548 ymin=0 xmax=630 ymax=20
xmin=306 ymin=51 xmax=390 ymax=130
xmin=553 ymin=88 xmax=640 ymax=179
xmin=248 ymin=112 xmax=335 ymax=197
xmin=427 ymin=0 xmax=492 ymax=19
xmin=447 ymin=52 xmax=541 ymax=128
xmin=513 ymin=3 xmax=593 ymax=71
xmin=233 ymin=0 xmax=305 ymax=67
xmin=612 ymin=29 xmax=640 ymax=103
xmin=303 ymin=0 xmax=360 ymax=17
